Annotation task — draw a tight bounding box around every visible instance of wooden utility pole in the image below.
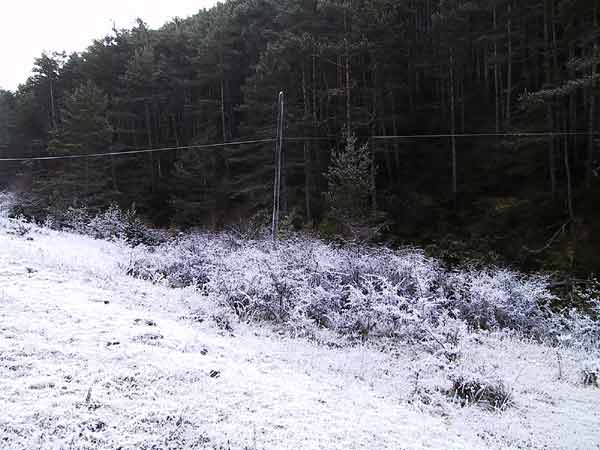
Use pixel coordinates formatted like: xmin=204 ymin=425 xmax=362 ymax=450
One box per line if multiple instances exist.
xmin=272 ymin=92 xmax=285 ymax=240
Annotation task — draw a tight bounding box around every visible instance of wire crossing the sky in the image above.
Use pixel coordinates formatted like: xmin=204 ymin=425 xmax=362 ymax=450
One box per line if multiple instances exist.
xmin=1 ymin=132 xmax=598 ymax=162
xmin=0 ymin=136 xmax=341 ymax=162
xmin=372 ymin=131 xmax=600 ymax=140
xmin=0 ymin=138 xmax=277 ymax=162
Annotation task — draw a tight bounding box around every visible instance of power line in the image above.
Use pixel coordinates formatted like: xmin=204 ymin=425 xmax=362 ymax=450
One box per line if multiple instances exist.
xmin=0 ymin=136 xmax=342 ymax=162
xmin=0 ymin=138 xmax=276 ymax=162
xmin=2 ymin=132 xmax=596 ymax=162
xmin=286 ymin=136 xmax=338 ymax=142
xmin=373 ymin=131 xmax=600 ymax=140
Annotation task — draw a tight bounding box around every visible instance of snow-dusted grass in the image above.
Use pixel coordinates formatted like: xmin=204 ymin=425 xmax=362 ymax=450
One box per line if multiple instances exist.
xmin=0 ymin=213 xmax=599 ymax=449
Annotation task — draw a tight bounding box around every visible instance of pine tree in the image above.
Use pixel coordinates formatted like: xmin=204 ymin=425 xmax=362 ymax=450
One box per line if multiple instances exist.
xmin=42 ymin=81 xmax=114 ymax=212
xmin=325 ymin=134 xmax=373 ymax=225
xmin=0 ymin=91 xmax=16 ymax=188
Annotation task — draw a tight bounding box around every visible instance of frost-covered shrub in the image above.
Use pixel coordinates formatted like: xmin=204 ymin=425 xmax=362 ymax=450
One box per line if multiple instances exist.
xmin=86 ymin=204 xmax=128 ymax=239
xmin=41 ymin=205 xmax=89 ymax=234
xmin=48 ymin=205 xmax=91 ymax=232
xmin=209 ymin=243 xmax=299 ymax=322
xmin=0 ymin=191 xmax=16 ymax=219
xmin=87 ymin=204 xmax=157 ymax=245
xmin=7 ymin=215 xmax=32 ymax=236
xmin=43 ymin=204 xmax=160 ymax=246
xmin=127 ymin=233 xmax=220 ymax=287
xmin=225 ymin=211 xmax=271 ymax=240
xmin=449 ymin=376 xmax=512 ymax=410
xmin=552 ymin=306 xmax=600 ymax=350
xmin=125 ymin=233 xmax=596 ymax=346
xmin=581 ymin=361 xmax=599 ymax=387
xmin=447 ymin=269 xmax=556 ymax=336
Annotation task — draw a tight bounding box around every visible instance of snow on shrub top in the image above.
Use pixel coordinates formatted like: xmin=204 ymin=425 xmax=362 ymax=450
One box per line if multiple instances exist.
xmin=124 ymin=232 xmax=595 ymax=346
xmin=4 ymin=201 xmax=594 ymax=348
xmin=0 ymin=191 xmax=16 ymax=219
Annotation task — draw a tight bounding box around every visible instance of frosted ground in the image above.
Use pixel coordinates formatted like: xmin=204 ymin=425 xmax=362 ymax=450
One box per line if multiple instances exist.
xmin=0 ymin=200 xmax=599 ymax=449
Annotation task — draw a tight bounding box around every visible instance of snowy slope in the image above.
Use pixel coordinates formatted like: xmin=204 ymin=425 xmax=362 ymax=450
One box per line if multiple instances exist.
xmin=0 ymin=220 xmax=599 ymax=450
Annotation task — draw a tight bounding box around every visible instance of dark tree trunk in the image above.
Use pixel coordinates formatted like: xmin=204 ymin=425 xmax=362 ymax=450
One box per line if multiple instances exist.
xmin=493 ymin=6 xmax=500 ymax=133
xmin=506 ymin=2 xmax=513 ymax=126
xmin=587 ymin=4 xmax=598 ymax=188
xmin=302 ymin=62 xmax=313 ymax=224
xmin=450 ymin=50 xmax=458 ymax=208
xmin=144 ymin=102 xmax=156 ymax=193
xmin=544 ymin=0 xmax=557 ymax=196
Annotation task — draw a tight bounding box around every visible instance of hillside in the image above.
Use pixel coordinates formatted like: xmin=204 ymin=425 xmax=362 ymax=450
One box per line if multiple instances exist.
xmin=0 ymin=212 xmax=599 ymax=449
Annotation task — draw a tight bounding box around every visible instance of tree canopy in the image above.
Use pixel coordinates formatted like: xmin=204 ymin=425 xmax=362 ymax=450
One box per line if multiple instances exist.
xmin=1 ymin=0 xmax=599 ymax=274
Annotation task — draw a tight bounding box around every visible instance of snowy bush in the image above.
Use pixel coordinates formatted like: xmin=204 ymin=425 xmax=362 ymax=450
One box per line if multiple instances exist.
xmin=86 ymin=204 xmax=128 ymax=239
xmin=581 ymin=360 xmax=599 ymax=387
xmin=552 ymin=307 xmax=600 ymax=350
xmin=449 ymin=375 xmax=512 ymax=410
xmin=0 ymin=193 xmax=33 ymax=235
xmin=42 ymin=204 xmax=161 ymax=246
xmin=2 ymin=200 xmax=594 ymax=346
xmin=447 ymin=269 xmax=556 ymax=336
xmin=123 ymin=232 xmax=600 ymax=347
xmin=0 ymin=191 xmax=16 ymax=218
xmin=86 ymin=204 xmax=157 ymax=245
xmin=8 ymin=217 xmax=32 ymax=237
xmin=60 ymin=206 xmax=92 ymax=232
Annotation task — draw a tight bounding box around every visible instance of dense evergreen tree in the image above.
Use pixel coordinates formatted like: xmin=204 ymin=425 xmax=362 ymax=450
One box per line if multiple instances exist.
xmin=0 ymin=0 xmax=599 ymax=274
xmin=28 ymin=81 xmax=115 ymax=214
xmin=0 ymin=91 xmax=16 ymax=188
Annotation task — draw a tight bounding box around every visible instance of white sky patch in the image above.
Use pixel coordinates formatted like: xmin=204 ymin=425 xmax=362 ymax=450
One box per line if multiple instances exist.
xmin=0 ymin=0 xmax=217 ymax=91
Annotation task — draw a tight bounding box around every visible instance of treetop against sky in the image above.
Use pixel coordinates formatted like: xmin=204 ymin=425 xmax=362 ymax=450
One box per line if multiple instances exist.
xmin=0 ymin=0 xmax=217 ymax=91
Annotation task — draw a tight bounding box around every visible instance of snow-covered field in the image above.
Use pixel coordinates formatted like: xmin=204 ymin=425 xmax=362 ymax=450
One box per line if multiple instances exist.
xmin=0 ymin=214 xmax=599 ymax=449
